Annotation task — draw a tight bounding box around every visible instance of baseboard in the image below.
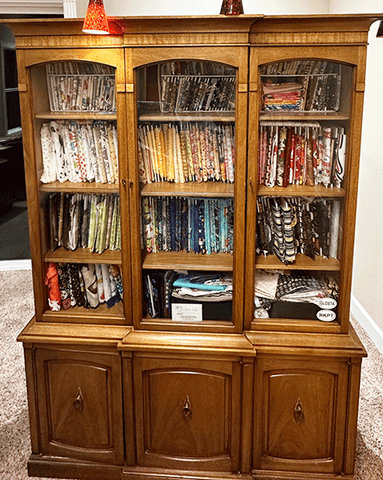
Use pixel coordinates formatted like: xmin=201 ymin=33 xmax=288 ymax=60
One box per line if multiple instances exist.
xmin=351 ymin=294 xmax=383 ymax=354
xmin=0 ymin=259 xmax=31 ymax=271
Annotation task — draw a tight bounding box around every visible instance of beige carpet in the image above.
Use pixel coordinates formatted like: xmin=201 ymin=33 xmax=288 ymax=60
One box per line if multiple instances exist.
xmin=1 ymin=269 xmax=382 ymax=480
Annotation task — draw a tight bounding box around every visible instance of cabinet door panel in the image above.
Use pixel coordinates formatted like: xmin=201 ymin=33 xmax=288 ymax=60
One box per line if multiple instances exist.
xmin=255 ymin=358 xmax=349 ymax=474
xmin=35 ymin=347 xmax=124 ymax=465
xmin=47 ymin=362 xmax=110 ymax=448
xmin=148 ymin=370 xmax=228 ymax=457
xmin=134 ymin=357 xmax=241 ymax=471
xmin=267 ymin=371 xmax=335 ymax=459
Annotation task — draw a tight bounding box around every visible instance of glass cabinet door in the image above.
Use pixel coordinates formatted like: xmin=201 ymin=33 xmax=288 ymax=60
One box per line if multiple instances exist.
xmin=247 ymin=55 xmax=354 ymax=332
xmin=131 ymin=58 xmax=246 ymax=332
xmin=25 ymin=54 xmax=128 ymax=325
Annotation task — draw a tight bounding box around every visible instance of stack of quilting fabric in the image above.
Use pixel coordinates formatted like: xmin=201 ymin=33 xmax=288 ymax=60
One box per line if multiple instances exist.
xmin=254 ymin=270 xmax=338 ymax=319
xmin=262 ymin=81 xmax=304 ymax=111
xmin=142 ymin=196 xmax=234 ymax=254
xmin=138 ymin=122 xmax=235 ymax=184
xmin=256 ymin=197 xmax=341 ymax=263
xmin=40 ymin=120 xmax=118 ymax=184
xmin=45 ymin=263 xmax=123 ymax=312
xmin=47 ymin=193 xmax=121 ymax=253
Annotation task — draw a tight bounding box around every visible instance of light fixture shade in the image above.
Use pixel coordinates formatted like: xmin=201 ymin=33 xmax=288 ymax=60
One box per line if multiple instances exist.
xmin=82 ymin=0 xmax=110 ymax=35
xmin=220 ymin=0 xmax=244 ymax=15
xmin=377 ymin=20 xmax=383 ymax=38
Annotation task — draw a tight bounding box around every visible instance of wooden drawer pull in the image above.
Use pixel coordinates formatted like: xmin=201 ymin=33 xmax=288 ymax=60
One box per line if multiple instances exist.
xmin=294 ymin=398 xmax=304 ymax=423
xmin=183 ymin=395 xmax=192 ymax=419
xmin=73 ymin=387 xmax=84 ymax=411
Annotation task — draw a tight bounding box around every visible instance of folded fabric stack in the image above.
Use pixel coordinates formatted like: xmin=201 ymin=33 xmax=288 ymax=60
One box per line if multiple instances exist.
xmin=171 ymin=273 xmax=233 ymax=302
xmin=260 ymin=61 xmax=341 ymax=112
xmin=45 ymin=262 xmax=123 ymax=311
xmin=262 ymin=82 xmax=304 ymax=111
xmin=48 ymin=193 xmax=121 ymax=253
xmin=142 ymin=196 xmax=234 ymax=254
xmin=40 ymin=120 xmax=118 ymax=184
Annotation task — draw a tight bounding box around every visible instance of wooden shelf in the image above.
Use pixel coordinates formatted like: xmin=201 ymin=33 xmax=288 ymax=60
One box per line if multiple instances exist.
xmin=139 ymin=111 xmax=235 ymax=122
xmin=35 ymin=111 xmax=117 ymax=120
xmin=255 ymin=253 xmax=341 ymax=271
xmin=40 ymin=181 xmax=120 ymax=194
xmin=42 ymin=301 xmax=124 ymax=323
xmin=257 ymin=184 xmax=345 ymax=197
xmin=45 ymin=247 xmax=121 ymax=265
xmin=259 ymin=111 xmax=350 ymax=121
xmin=141 ymin=182 xmax=234 ymax=197
xmin=251 ymin=317 xmax=341 ymax=334
xmin=142 ymin=251 xmax=233 ymax=271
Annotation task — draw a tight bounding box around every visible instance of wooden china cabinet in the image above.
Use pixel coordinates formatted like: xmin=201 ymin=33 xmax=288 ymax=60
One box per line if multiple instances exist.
xmin=6 ymin=13 xmax=381 ymax=480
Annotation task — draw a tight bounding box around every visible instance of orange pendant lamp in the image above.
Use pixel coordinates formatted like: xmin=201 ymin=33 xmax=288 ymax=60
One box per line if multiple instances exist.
xmin=82 ymin=0 xmax=110 ymax=35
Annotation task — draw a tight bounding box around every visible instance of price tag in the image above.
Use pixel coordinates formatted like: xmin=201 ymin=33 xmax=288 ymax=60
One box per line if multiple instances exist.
xmin=316 ymin=310 xmax=337 ymax=322
xmin=172 ymin=303 xmax=203 ymax=322
xmin=318 ymin=297 xmax=337 ymax=309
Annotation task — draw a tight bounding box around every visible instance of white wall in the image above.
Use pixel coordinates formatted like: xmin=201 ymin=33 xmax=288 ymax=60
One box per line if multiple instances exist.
xmin=0 ymin=0 xmax=63 ymax=15
xmin=76 ymin=0 xmax=329 ymax=18
xmin=329 ymin=0 xmax=383 ymax=13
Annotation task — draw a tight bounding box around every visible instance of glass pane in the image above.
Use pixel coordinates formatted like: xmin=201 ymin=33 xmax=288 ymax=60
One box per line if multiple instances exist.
xmin=35 ymin=61 xmax=121 ymax=319
xmin=136 ymin=60 xmax=237 ymax=324
xmin=255 ymin=59 xmax=352 ymax=324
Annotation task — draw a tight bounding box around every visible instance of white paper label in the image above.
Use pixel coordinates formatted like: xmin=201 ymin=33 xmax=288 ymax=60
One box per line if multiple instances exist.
xmin=318 ymin=297 xmax=337 ymax=309
xmin=172 ymin=303 xmax=203 ymax=322
xmin=316 ymin=310 xmax=337 ymax=322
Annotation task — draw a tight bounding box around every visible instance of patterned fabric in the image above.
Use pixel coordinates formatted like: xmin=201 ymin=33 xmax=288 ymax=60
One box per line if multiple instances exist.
xmin=81 ymin=264 xmax=99 ymax=308
xmin=57 ymin=263 xmax=72 ymax=309
xmin=40 ymin=123 xmax=57 ymax=183
xmin=45 ymin=263 xmax=61 ymax=311
xmin=109 ymin=264 xmax=123 ymax=299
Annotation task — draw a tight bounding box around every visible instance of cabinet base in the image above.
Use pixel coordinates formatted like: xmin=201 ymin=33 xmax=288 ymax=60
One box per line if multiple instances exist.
xmin=27 ymin=455 xmax=122 ymax=480
xmin=28 ymin=456 xmax=254 ymax=480
xmin=252 ymin=469 xmax=355 ymax=480
xmin=122 ymin=467 xmax=252 ymax=480
xmin=26 ymin=456 xmax=357 ymax=480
